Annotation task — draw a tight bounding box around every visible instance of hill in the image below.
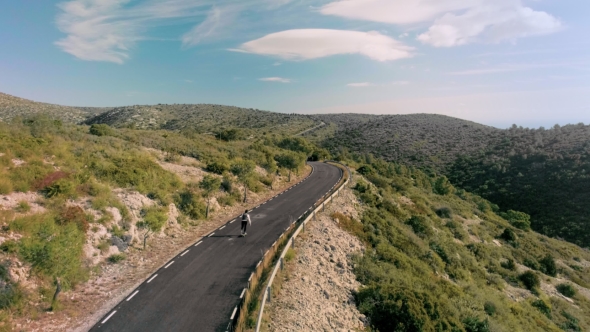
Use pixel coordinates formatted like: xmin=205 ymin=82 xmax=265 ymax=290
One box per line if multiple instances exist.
xmin=313 ymin=113 xmax=502 ymax=171
xmin=84 ymin=104 xmax=317 ymax=136
xmin=0 ymin=92 xmax=108 ymax=123
xmin=310 ymin=114 xmax=590 ymax=248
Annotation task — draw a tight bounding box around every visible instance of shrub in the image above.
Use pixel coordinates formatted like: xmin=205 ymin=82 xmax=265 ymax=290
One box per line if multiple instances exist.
xmin=500 ymin=228 xmax=517 ymax=242
xmin=140 ymin=206 xmax=168 ymax=233
xmin=0 ymin=283 xmax=24 ymax=310
xmin=89 ymin=124 xmax=114 ymax=137
xmin=501 ymin=259 xmax=516 ymax=271
xmin=501 ymin=210 xmax=531 ymax=231
xmin=484 ymin=301 xmax=496 ymax=316
xmin=407 ymin=216 xmax=432 ymax=237
xmin=176 ymin=190 xmax=206 ymax=219
xmin=0 ymin=178 xmax=12 ymax=195
xmin=531 ymin=299 xmax=551 ymax=318
xmin=435 ymin=206 xmax=453 ymax=218
xmin=44 ymin=178 xmax=76 ymax=198
xmin=285 ymin=248 xmax=296 ymax=262
xmin=539 ymin=254 xmax=557 ymax=277
xmin=108 ymin=254 xmax=125 ymax=263
xmin=34 ymin=171 xmax=69 ymax=191
xmin=206 ymin=161 xmax=230 ymax=175
xmin=463 ymin=316 xmax=490 ymax=332
xmin=57 ymin=206 xmax=90 ymax=232
xmin=15 ymin=201 xmax=31 ymax=213
xmin=433 ymin=176 xmax=454 ymax=195
xmin=356 ymin=285 xmax=462 ymax=332
xmin=556 ymin=283 xmax=576 ymax=298
xmin=0 ymin=241 xmax=18 ymax=254
xmin=519 ymin=271 xmax=540 ymax=291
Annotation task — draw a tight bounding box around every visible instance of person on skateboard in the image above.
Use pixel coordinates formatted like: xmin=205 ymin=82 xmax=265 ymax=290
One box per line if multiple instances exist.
xmin=241 ymin=210 xmax=251 ymax=236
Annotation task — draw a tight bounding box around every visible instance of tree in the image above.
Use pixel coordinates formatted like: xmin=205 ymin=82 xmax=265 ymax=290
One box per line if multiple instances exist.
xmin=137 ymin=206 xmax=167 ymax=249
xmin=199 ymin=175 xmax=221 ymax=218
xmin=230 ymin=160 xmax=256 ymax=203
xmin=275 ymin=152 xmax=305 ymax=182
xmin=433 ymin=176 xmax=454 ymax=195
xmin=277 ymin=137 xmax=314 ymax=155
xmin=501 ymin=210 xmax=531 ymax=231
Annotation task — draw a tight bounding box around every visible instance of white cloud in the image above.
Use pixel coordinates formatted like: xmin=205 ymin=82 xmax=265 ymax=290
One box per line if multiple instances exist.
xmin=347 ymin=82 xmax=373 ymax=87
xmin=259 ymin=77 xmax=292 ymax=83
xmin=320 ymin=0 xmax=561 ymax=47
xmin=417 ymin=2 xmax=562 ymax=47
xmin=321 ymin=0 xmax=476 ymax=25
xmin=181 ymin=6 xmax=238 ymax=47
xmin=237 ymin=29 xmax=414 ymax=62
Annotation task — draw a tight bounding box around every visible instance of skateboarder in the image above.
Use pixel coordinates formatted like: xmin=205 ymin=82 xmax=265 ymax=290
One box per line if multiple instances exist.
xmin=241 ymin=210 xmax=251 ymax=236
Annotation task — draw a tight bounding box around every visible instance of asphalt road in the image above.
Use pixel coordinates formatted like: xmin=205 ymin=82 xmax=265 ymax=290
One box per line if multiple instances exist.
xmin=90 ymin=162 xmax=342 ymax=332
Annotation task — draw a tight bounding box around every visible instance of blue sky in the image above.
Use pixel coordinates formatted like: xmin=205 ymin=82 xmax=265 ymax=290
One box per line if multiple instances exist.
xmin=1 ymin=0 xmax=589 ymax=128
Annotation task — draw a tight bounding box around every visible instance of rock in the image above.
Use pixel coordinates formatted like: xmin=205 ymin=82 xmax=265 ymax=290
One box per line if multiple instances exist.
xmin=122 ymin=235 xmax=133 ymax=244
xmin=111 ymin=236 xmax=128 ymax=252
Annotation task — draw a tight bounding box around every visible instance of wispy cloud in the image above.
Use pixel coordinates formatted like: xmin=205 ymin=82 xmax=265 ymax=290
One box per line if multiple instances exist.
xmin=449 ymin=62 xmax=588 ymax=75
xmin=259 ymin=77 xmax=292 ymax=83
xmin=237 ymin=29 xmax=414 ymax=62
xmin=347 ymin=82 xmax=374 ymax=87
xmin=321 ymin=0 xmax=562 ymax=47
xmin=54 ymin=0 xmax=293 ymax=63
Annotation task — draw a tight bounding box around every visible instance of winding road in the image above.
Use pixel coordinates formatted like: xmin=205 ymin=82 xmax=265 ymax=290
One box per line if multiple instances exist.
xmin=90 ymin=162 xmax=342 ymax=332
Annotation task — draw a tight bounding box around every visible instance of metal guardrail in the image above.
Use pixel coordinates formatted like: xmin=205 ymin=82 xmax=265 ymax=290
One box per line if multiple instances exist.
xmin=253 ymin=161 xmax=350 ymax=332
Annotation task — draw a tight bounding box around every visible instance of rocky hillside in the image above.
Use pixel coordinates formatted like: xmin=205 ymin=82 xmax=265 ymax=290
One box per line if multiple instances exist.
xmin=0 ymin=92 xmax=108 ymax=124
xmin=84 ymin=104 xmax=317 ymax=135
xmin=0 ymin=116 xmax=316 ymax=330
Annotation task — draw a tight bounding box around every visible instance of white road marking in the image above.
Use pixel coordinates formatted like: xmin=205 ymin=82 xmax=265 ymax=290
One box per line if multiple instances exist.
xmin=240 ymin=288 xmax=246 ymax=299
xmin=209 ymin=233 xmax=215 ymax=237
xmin=229 ymin=219 xmax=235 ymax=224
xmin=230 ymin=306 xmax=238 ymax=320
xmin=256 ymin=261 xmax=261 ymax=268
xmin=180 ymin=250 xmax=189 ymax=257
xmin=126 ymin=291 xmax=139 ymax=301
xmin=219 ymin=225 xmax=226 ymax=230
xmin=147 ymin=274 xmax=158 ymax=283
xmin=101 ymin=311 xmax=117 ymax=324
xmin=165 ymin=261 xmax=174 ymax=268
xmin=248 ymin=273 xmax=254 ymax=282
xmin=195 ymin=241 xmax=202 ymax=247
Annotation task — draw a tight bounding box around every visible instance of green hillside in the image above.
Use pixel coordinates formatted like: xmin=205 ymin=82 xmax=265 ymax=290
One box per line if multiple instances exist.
xmin=338 ymin=157 xmax=590 ymax=332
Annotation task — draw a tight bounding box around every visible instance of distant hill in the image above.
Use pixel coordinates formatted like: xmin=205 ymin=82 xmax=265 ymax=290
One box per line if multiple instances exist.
xmin=0 ymin=92 xmax=108 ymax=123
xmin=84 ymin=104 xmax=317 ymax=135
xmin=313 ymin=113 xmax=503 ymax=171
xmin=309 ymin=114 xmax=590 ymax=248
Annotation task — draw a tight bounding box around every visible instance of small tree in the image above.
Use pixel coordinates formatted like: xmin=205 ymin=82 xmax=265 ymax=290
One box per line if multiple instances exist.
xmin=199 ymin=175 xmax=221 ymax=218
xmin=501 ymin=210 xmax=531 ymax=231
xmin=137 ymin=206 xmax=167 ymax=249
xmin=275 ymin=152 xmax=305 ymax=182
xmin=230 ymin=160 xmax=256 ymax=203
xmin=433 ymin=176 xmax=454 ymax=195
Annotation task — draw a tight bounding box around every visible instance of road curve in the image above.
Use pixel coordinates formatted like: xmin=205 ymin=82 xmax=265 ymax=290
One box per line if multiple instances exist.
xmin=90 ymin=162 xmax=342 ymax=332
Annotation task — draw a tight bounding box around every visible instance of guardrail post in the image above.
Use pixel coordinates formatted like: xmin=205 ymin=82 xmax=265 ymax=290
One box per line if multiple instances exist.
xmin=280 ymin=257 xmax=284 ymax=271
xmin=322 ymin=202 xmax=325 ymax=212
xmin=267 ymin=286 xmax=272 ymax=303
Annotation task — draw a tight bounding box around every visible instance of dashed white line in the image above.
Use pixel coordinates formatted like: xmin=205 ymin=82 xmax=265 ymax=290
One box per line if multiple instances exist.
xmin=126 ymin=290 xmax=139 ymax=301
xmin=229 ymin=219 xmax=235 ymax=223
xmin=101 ymin=311 xmax=117 ymax=324
xmin=147 ymin=274 xmax=158 ymax=283
xmin=195 ymin=241 xmax=202 ymax=247
xmin=219 ymin=225 xmax=226 ymax=230
xmin=209 ymin=233 xmax=215 ymax=237
xmin=240 ymin=288 xmax=246 ymax=299
xmin=248 ymin=273 xmax=254 ymax=282
xmin=180 ymin=250 xmax=189 ymax=257
xmin=164 ymin=261 xmax=175 ymax=269
xmin=230 ymin=306 xmax=238 ymax=320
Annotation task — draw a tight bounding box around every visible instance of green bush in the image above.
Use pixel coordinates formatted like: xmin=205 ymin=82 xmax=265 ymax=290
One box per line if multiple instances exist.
xmin=89 ymin=124 xmax=114 ymax=137
xmin=501 ymin=259 xmax=516 ymax=271
xmin=15 ymin=201 xmax=31 ymax=213
xmin=556 ymin=283 xmax=576 ymax=298
xmin=463 ymin=316 xmax=490 ymax=332
xmin=501 ymin=210 xmax=531 ymax=231
xmin=500 ymin=228 xmax=517 ymax=242
xmin=140 ymin=206 xmax=168 ymax=233
xmin=356 ymin=285 xmax=462 ymax=332
xmin=519 ymin=271 xmax=540 ymax=291
xmin=108 ymin=254 xmax=126 ymax=263
xmin=176 ymin=190 xmax=206 ymax=220
xmin=484 ymin=301 xmax=496 ymax=316
xmin=435 ymin=206 xmax=453 ymax=218
xmin=206 ymin=160 xmax=230 ymax=175
xmin=407 ymin=216 xmax=432 ymax=237
xmin=539 ymin=254 xmax=557 ymax=277
xmin=531 ymin=299 xmax=551 ymax=318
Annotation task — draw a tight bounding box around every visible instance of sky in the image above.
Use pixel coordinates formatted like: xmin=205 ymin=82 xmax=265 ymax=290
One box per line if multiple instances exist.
xmin=1 ymin=0 xmax=589 ymax=128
